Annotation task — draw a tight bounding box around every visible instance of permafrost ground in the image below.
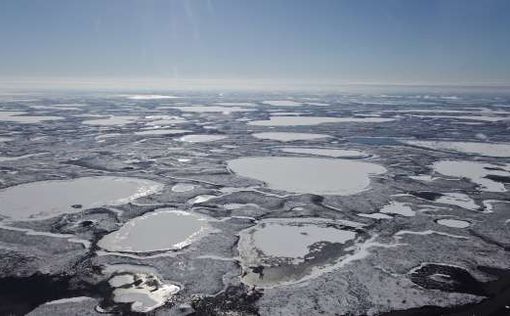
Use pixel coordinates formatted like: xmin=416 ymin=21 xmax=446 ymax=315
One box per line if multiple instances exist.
xmin=0 ymin=91 xmax=509 ymax=315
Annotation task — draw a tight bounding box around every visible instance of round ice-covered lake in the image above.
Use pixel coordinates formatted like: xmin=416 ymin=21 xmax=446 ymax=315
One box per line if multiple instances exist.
xmin=179 ymin=134 xmax=227 ymax=143
xmin=0 ymin=176 xmax=163 ymax=220
xmin=135 ymin=129 xmax=191 ymax=136
xmin=433 ymin=160 xmax=510 ymax=192
xmin=247 ymin=221 xmax=356 ymax=260
xmin=83 ymin=116 xmax=138 ymax=126
xmin=405 ymin=140 xmax=510 ymax=158
xmin=248 ymin=116 xmax=395 ymax=126
xmin=238 ymin=218 xmax=363 ymax=287
xmin=98 ymin=209 xmax=211 ymax=253
xmin=279 ymin=147 xmax=369 ymax=158
xmin=0 ymin=111 xmax=64 ymax=124
xmin=227 ymin=157 xmax=386 ymax=195
xmin=252 ymin=132 xmax=330 ymax=142
xmin=436 ymin=219 xmax=471 ymax=228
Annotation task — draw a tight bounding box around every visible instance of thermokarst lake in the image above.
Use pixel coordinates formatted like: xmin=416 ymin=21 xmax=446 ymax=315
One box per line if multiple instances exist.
xmin=227 ymin=157 xmax=386 ymax=195
xmin=0 ymin=91 xmax=509 ymax=315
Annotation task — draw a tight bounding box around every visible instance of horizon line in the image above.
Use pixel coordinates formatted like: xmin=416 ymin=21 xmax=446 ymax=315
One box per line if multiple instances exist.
xmin=1 ymin=77 xmax=510 ymax=92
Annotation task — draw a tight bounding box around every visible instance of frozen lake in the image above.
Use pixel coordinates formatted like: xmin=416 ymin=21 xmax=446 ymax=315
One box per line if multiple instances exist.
xmin=249 ymin=116 xmax=396 ymax=126
xmin=0 ymin=176 xmax=162 ymax=220
xmin=227 ymin=157 xmax=386 ymax=195
xmin=98 ymin=209 xmax=211 ymax=253
xmin=252 ymin=132 xmax=331 ymax=142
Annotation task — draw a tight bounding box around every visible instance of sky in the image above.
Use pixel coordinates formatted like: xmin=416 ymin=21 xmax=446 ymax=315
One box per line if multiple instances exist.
xmin=1 ymin=0 xmax=510 ymax=88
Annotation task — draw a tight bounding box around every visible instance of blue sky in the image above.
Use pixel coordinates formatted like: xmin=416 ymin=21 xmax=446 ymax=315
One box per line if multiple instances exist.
xmin=1 ymin=0 xmax=509 ymax=86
